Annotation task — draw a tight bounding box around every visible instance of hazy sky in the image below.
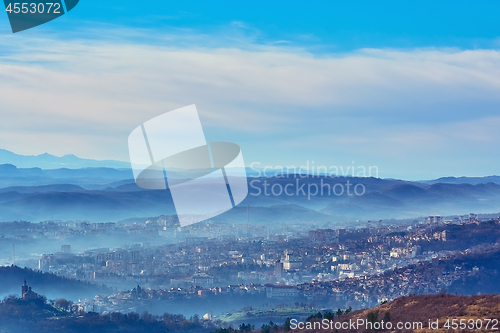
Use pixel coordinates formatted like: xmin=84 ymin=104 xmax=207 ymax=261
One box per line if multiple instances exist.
xmin=1 ymin=0 xmax=500 ymax=180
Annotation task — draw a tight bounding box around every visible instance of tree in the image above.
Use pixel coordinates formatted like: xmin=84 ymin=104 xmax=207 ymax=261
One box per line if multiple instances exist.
xmin=383 ymin=311 xmax=391 ymax=323
xmin=284 ymin=317 xmax=292 ymax=332
xmin=55 ymin=298 xmax=72 ymax=312
xmin=239 ymin=323 xmax=253 ymax=331
xmin=367 ymin=311 xmax=379 ymax=332
xmin=324 ymin=311 xmax=335 ymax=320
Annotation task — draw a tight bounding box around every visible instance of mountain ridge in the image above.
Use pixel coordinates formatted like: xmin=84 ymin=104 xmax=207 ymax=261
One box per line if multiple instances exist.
xmin=0 ymin=149 xmax=130 ymax=169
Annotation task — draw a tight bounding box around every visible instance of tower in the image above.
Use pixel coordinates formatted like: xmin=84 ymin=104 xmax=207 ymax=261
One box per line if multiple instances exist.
xmin=22 ymin=280 xmax=28 ymax=299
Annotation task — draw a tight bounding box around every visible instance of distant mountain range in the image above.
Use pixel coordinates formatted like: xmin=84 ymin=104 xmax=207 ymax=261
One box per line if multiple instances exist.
xmin=0 ymin=149 xmax=130 ymax=169
xmin=422 ymin=175 xmax=500 ymax=185
xmin=1 ymin=148 xmax=500 ymax=224
xmin=0 ymin=163 xmax=135 ymax=189
xmin=0 ymin=173 xmax=499 ymax=223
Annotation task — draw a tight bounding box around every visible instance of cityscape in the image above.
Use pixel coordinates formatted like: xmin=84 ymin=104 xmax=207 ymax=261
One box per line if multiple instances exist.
xmin=2 ymin=208 xmax=499 ymax=327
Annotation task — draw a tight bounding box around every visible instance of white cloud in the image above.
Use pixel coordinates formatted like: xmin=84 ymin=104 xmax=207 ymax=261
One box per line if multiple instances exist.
xmin=1 ymin=34 xmax=500 ymax=179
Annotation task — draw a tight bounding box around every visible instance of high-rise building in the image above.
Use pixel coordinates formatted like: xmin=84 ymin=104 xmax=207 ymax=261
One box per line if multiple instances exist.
xmin=308 ymin=229 xmax=338 ymax=242
xmin=427 ymin=216 xmax=443 ymax=224
xmin=38 ymin=255 xmax=50 ymax=271
xmin=61 ymin=244 xmax=71 ymax=254
xmin=192 ymin=273 xmax=214 ymax=288
xmin=274 ymin=260 xmax=283 ymax=278
xmin=282 ymin=251 xmax=302 ymax=271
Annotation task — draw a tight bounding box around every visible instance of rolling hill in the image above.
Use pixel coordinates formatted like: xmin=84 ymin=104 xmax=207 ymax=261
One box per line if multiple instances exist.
xmin=294 ymin=293 xmax=500 ymax=333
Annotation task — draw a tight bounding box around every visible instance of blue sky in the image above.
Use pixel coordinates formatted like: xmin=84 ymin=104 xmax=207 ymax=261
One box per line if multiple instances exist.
xmin=4 ymin=0 xmax=497 ymax=50
xmin=1 ymin=1 xmax=500 ymax=179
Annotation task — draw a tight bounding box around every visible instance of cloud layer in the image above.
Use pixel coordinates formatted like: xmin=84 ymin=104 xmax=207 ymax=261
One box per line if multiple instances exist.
xmin=1 ymin=34 xmax=500 ymax=179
